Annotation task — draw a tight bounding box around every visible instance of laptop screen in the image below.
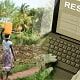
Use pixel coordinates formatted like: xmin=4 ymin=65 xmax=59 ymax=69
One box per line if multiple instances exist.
xmin=56 ymin=0 xmax=80 ymax=40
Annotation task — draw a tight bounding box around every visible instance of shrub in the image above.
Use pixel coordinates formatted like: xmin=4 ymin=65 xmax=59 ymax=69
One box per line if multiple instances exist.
xmin=11 ymin=31 xmax=40 ymax=45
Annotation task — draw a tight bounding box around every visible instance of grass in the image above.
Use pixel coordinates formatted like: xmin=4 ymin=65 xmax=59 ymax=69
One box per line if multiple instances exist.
xmin=0 ymin=55 xmax=55 ymax=80
xmin=45 ymin=71 xmax=54 ymax=80
xmin=0 ymin=63 xmax=36 ymax=76
xmin=16 ymin=67 xmax=54 ymax=80
xmin=12 ymin=63 xmax=36 ymax=73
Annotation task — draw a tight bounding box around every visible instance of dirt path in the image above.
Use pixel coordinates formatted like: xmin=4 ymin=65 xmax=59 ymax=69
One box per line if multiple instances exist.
xmin=0 ymin=67 xmax=40 ymax=80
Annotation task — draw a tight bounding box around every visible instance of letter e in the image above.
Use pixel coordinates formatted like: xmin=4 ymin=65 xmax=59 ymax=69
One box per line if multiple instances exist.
xmin=71 ymin=3 xmax=76 ymax=10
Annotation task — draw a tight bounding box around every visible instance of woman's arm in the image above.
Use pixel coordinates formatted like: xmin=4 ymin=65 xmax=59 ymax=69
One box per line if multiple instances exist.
xmin=10 ymin=45 xmax=16 ymax=61
xmin=1 ymin=28 xmax=4 ymax=41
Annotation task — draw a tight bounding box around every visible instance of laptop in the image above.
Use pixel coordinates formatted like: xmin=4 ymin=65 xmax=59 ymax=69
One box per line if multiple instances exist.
xmin=43 ymin=0 xmax=80 ymax=80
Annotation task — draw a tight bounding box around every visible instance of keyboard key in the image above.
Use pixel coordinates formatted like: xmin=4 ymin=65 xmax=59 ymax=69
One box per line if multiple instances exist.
xmin=66 ymin=55 xmax=70 ymax=59
xmin=76 ymin=55 xmax=80 ymax=59
xmin=67 ymin=44 xmax=71 ymax=47
xmin=54 ymin=46 xmax=58 ymax=50
xmin=75 ymin=46 xmax=79 ymax=50
xmin=50 ymin=45 xmax=55 ymax=49
xmin=76 ymin=50 xmax=80 ymax=54
xmin=62 ymin=58 xmax=66 ymax=63
xmin=63 ymin=50 xmax=67 ymax=53
xmin=49 ymin=37 xmax=53 ymax=40
xmin=71 ymin=62 xmax=75 ymax=66
xmin=64 ymin=42 xmax=67 ymax=45
xmin=75 ymin=59 xmax=80 ymax=63
xmin=66 ymin=60 xmax=70 ymax=65
xmin=67 ymin=51 xmax=72 ymax=56
xmin=62 ymin=54 xmax=66 ymax=58
xmin=67 ymin=47 xmax=71 ymax=50
xmin=71 ymin=57 xmax=75 ymax=62
xmin=53 ymin=50 xmax=57 ymax=54
xmin=75 ymin=64 xmax=80 ymax=68
xmin=60 ymin=41 xmax=64 ymax=44
xmin=52 ymin=38 xmax=56 ymax=41
xmin=63 ymin=45 xmax=67 ymax=49
xmin=57 ymin=52 xmax=62 ymax=56
xmin=50 ymin=40 xmax=55 ymax=44
xmin=49 ymin=40 xmax=53 ymax=44
xmin=54 ymin=42 xmax=58 ymax=46
xmin=57 ymin=56 xmax=62 ymax=61
xmin=72 ymin=53 xmax=77 ymax=57
xmin=56 ymin=39 xmax=60 ymax=42
xmin=59 ymin=48 xmax=63 ymax=52
xmin=71 ymin=48 xmax=76 ymax=52
xmin=78 ymin=47 xmax=80 ymax=50
xmin=71 ymin=45 xmax=75 ymax=48
xmin=59 ymin=44 xmax=63 ymax=48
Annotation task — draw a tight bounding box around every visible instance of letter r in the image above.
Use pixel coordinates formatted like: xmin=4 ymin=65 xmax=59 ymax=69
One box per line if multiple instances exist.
xmin=65 ymin=1 xmax=70 ymax=8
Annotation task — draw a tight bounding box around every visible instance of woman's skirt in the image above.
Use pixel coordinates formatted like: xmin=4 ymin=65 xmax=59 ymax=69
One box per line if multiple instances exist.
xmin=2 ymin=50 xmax=13 ymax=72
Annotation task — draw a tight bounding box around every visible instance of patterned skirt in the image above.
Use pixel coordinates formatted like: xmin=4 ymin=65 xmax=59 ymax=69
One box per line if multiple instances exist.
xmin=2 ymin=50 xmax=13 ymax=71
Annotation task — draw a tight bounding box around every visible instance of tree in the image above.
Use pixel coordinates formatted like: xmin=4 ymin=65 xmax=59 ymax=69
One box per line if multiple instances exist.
xmin=0 ymin=0 xmax=16 ymax=18
xmin=12 ymin=3 xmax=32 ymax=31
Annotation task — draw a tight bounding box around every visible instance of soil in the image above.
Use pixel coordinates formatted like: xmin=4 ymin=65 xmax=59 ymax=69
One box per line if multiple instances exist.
xmin=0 ymin=45 xmax=43 ymax=69
xmin=8 ymin=67 xmax=40 ymax=80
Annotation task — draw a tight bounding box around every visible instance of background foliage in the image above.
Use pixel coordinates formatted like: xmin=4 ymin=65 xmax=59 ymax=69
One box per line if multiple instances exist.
xmin=0 ymin=0 xmax=47 ymax=45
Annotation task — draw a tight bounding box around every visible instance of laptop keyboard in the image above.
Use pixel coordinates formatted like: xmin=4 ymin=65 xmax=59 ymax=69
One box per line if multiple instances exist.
xmin=45 ymin=33 xmax=80 ymax=74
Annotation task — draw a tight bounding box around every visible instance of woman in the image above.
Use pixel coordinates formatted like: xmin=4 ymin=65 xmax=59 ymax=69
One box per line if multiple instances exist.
xmin=0 ymin=28 xmax=15 ymax=80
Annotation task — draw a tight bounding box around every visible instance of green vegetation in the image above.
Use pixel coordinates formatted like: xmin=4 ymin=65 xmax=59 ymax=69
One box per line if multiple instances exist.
xmin=0 ymin=0 xmax=54 ymax=79
xmin=0 ymin=63 xmax=36 ymax=78
xmin=11 ymin=31 xmax=40 ymax=45
xmin=0 ymin=0 xmax=45 ymax=45
xmin=0 ymin=63 xmax=54 ymax=80
xmin=12 ymin=63 xmax=35 ymax=73
xmin=16 ymin=67 xmax=53 ymax=80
